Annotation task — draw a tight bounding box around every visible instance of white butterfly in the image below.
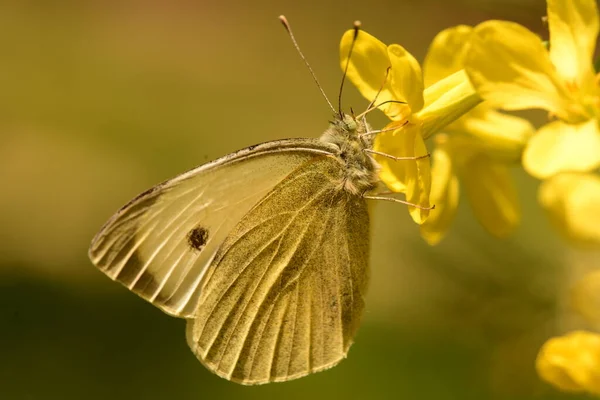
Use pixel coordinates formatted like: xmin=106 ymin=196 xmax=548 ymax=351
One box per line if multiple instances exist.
xmin=89 ymin=17 xmax=427 ymax=385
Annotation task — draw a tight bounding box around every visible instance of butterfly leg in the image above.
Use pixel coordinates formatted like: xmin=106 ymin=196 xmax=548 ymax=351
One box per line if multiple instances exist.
xmin=362 ymin=194 xmax=435 ymax=210
xmin=359 ymin=121 xmax=409 ymax=139
xmin=363 ymin=148 xmax=430 ymax=161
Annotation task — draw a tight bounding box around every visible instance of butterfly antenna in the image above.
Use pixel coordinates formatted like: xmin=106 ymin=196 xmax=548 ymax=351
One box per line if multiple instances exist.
xmin=279 ymin=15 xmax=336 ymax=114
xmin=338 ymin=20 xmax=361 ymax=118
xmin=356 ymin=100 xmax=407 ymax=120
xmin=358 ymin=66 xmax=390 ymax=119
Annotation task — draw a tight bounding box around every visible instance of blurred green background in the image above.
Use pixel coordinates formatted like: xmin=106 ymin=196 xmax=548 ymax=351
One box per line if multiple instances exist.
xmin=0 ymin=0 xmax=590 ymax=399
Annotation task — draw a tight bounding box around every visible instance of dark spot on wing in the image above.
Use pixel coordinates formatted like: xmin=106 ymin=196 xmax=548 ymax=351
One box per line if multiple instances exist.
xmin=187 ymin=226 xmax=209 ymax=251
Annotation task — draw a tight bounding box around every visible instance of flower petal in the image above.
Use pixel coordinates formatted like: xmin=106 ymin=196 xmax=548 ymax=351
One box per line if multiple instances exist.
xmin=419 ymin=70 xmax=481 ymax=139
xmin=538 ymin=172 xmax=600 ymax=245
xmin=547 ymin=0 xmax=599 ymax=90
xmin=420 ymin=136 xmax=459 ymax=245
xmin=449 ymin=106 xmax=534 ymax=162
xmin=388 ymin=44 xmax=424 ymax=112
xmin=536 ymin=331 xmax=600 ymax=395
xmin=340 ymin=29 xmax=407 ymax=119
xmin=465 ymin=20 xmax=570 ymax=118
xmin=461 ymin=154 xmax=520 ymax=237
xmin=374 ymin=122 xmax=432 ymax=224
xmin=523 ymin=119 xmax=600 ymax=179
xmin=423 ymin=25 xmax=473 ymax=87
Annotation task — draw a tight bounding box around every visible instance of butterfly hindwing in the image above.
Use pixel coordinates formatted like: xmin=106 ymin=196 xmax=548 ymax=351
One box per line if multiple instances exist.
xmin=185 ymin=156 xmax=370 ymax=384
xmin=88 ymin=139 xmax=338 ymax=317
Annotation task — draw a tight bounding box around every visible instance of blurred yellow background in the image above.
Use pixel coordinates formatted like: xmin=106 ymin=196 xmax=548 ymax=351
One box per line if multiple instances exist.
xmin=0 ymin=0 xmax=587 ymax=399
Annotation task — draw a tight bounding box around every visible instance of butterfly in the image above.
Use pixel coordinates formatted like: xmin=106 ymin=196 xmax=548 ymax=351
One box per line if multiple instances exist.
xmin=88 ymin=17 xmax=427 ymax=385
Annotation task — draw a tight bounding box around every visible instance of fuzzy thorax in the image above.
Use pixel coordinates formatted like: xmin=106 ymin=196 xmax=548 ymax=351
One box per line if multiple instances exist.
xmin=319 ymin=114 xmax=379 ymax=195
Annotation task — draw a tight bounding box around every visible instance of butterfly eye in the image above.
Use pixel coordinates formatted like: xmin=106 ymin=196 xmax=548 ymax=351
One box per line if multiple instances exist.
xmin=344 ymin=117 xmax=357 ymax=132
xmin=187 ymin=226 xmax=209 ymax=251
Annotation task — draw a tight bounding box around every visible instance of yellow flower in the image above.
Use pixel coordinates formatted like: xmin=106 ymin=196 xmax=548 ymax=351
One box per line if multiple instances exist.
xmin=536 ymin=330 xmax=600 ymax=395
xmin=539 ymin=172 xmax=600 ymax=245
xmin=464 ymin=0 xmax=600 ymax=179
xmin=420 ymin=26 xmax=534 ymax=243
xmin=342 ymin=25 xmax=532 ymax=243
xmin=340 ymin=28 xmax=480 ymax=224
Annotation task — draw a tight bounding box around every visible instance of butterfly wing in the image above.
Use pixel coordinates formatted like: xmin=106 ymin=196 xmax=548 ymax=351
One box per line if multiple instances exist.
xmin=88 ymin=139 xmax=338 ymax=318
xmin=186 ymin=156 xmax=370 ymax=384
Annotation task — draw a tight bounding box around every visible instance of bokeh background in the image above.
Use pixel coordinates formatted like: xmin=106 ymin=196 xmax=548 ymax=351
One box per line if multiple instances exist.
xmin=1 ymin=0 xmax=592 ymax=399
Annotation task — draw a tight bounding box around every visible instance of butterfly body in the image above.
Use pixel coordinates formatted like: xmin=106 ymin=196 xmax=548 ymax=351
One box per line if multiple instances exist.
xmin=89 ymin=114 xmax=377 ymax=384
xmin=319 ymin=114 xmax=377 ymax=195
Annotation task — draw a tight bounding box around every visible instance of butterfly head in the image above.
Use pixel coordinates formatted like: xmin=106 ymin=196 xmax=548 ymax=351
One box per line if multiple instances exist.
xmin=327 ymin=113 xmax=368 ymax=137
xmin=340 ymin=113 xmax=358 ymax=132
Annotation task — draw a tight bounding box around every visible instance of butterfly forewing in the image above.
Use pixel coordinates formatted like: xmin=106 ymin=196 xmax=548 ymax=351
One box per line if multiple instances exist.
xmin=88 ymin=139 xmax=338 ymax=317
xmin=185 ymin=156 xmax=370 ymax=384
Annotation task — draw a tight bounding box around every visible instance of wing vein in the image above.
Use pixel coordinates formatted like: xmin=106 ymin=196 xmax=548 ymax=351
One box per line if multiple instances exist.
xmin=285 ymin=281 xmax=300 ymax=378
xmin=268 ymin=295 xmax=292 ymax=381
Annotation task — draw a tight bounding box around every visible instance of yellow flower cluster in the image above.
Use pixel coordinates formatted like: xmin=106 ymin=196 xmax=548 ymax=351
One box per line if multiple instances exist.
xmin=464 ymin=0 xmax=600 ymax=247
xmin=341 ymin=0 xmax=600 ymax=394
xmin=340 ymin=22 xmax=532 ymax=244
